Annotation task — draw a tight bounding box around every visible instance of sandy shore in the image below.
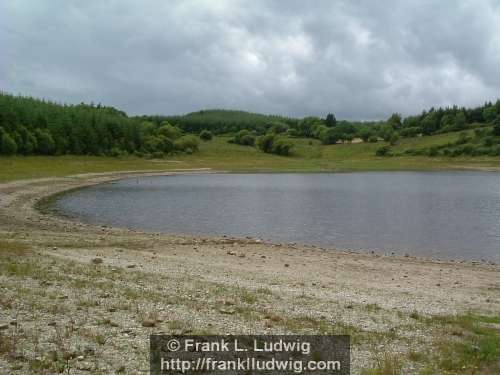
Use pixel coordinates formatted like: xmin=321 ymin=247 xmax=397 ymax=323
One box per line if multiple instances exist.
xmin=0 ymin=170 xmax=499 ymax=374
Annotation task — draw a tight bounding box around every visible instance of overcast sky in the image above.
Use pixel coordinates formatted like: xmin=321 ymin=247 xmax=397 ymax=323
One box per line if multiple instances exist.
xmin=1 ymin=1 xmax=500 ymax=119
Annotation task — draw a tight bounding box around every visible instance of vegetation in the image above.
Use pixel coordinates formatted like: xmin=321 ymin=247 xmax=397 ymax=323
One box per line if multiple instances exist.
xmin=199 ymin=129 xmax=213 ymax=141
xmin=0 ymin=92 xmax=195 ymax=158
xmin=1 ymin=91 xmax=500 ymax=162
xmin=228 ymin=129 xmax=256 ymax=146
xmin=256 ymin=133 xmax=293 ymax=156
xmin=4 ymin=132 xmax=500 ymax=183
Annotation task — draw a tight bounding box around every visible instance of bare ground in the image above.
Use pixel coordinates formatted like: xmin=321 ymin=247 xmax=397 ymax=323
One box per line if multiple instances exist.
xmin=0 ymin=171 xmax=499 ymax=374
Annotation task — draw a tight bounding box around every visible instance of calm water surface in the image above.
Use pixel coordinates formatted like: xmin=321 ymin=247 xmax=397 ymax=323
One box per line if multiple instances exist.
xmin=53 ymin=172 xmax=500 ymax=261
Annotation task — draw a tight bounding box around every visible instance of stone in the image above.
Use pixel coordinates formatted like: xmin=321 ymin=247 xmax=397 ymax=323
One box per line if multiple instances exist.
xmin=91 ymin=257 xmax=103 ymax=265
xmin=218 ymin=307 xmax=236 ymax=315
xmin=141 ymin=319 xmax=156 ymax=327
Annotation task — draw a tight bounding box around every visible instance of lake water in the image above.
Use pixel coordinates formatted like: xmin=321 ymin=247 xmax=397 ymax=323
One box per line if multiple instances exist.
xmin=53 ymin=172 xmax=500 ymax=262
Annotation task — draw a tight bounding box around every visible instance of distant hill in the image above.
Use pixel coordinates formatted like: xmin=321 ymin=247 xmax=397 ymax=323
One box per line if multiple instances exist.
xmin=137 ymin=109 xmax=299 ymax=134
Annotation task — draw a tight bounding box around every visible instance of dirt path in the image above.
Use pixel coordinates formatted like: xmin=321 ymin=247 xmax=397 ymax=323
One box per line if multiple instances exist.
xmin=0 ymin=170 xmax=499 ymax=374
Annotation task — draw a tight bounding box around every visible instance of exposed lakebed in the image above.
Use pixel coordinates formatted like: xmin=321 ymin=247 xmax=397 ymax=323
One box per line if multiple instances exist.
xmin=52 ymin=172 xmax=500 ymax=262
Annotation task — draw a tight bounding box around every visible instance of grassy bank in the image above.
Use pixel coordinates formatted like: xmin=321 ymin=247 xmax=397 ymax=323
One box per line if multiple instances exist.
xmin=2 ymin=132 xmax=500 ymax=182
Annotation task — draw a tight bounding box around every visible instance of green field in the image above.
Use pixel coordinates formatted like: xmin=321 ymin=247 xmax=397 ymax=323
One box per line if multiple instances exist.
xmin=2 ymin=131 xmax=500 ymax=182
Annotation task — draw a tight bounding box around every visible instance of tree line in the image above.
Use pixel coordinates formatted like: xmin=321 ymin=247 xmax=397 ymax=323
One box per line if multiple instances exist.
xmin=0 ymin=92 xmax=198 ymax=157
xmin=1 ymin=91 xmax=499 ymax=157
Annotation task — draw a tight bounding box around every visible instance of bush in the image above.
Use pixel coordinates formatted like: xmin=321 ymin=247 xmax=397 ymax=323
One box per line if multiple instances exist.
xmin=428 ymin=147 xmax=439 ymax=157
xmin=199 ymin=130 xmax=213 ymax=141
xmin=400 ymin=127 xmax=420 ymax=137
xmin=368 ymin=135 xmax=378 ymax=143
xmin=483 ymin=137 xmax=495 ymax=147
xmin=271 ymin=137 xmax=293 ymax=155
xmin=270 ymin=122 xmax=289 ymax=134
xmin=455 ymin=132 xmax=469 ymax=145
xmin=174 ymin=135 xmax=199 ymax=152
xmin=318 ymin=128 xmax=340 ymax=145
xmin=375 ymin=145 xmax=392 ymax=157
xmin=256 ymin=134 xmax=293 ymax=156
xmin=230 ymin=130 xmax=256 ymax=146
xmin=157 ymin=123 xmax=182 ymax=140
xmin=389 ymin=132 xmax=400 ymax=145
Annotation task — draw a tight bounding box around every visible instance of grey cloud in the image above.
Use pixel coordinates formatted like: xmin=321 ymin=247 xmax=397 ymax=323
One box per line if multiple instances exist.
xmin=1 ymin=0 xmax=500 ymax=119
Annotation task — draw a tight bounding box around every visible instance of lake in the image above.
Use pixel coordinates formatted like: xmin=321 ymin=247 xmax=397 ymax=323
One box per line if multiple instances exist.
xmin=53 ymin=172 xmax=500 ymax=262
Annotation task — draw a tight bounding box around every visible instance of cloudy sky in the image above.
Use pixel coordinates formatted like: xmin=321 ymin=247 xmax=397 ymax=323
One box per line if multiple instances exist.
xmin=1 ymin=0 xmax=500 ymax=119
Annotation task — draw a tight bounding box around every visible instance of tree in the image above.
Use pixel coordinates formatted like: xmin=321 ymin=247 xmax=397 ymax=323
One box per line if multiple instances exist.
xmin=493 ymin=116 xmax=500 ymax=136
xmin=440 ymin=114 xmax=455 ymax=130
xmin=325 ymin=113 xmax=337 ymax=127
xmin=453 ymin=112 xmax=466 ymax=130
xmin=297 ymin=117 xmax=322 ymax=137
xmin=34 ymin=129 xmax=55 ymax=155
xmin=318 ymin=128 xmax=341 ymax=144
xmin=421 ymin=112 xmax=440 ymax=135
xmin=199 ymin=130 xmax=213 ymax=141
xmin=387 ymin=113 xmax=402 ymax=129
xmin=1 ymin=133 xmax=17 ymax=155
xmin=482 ymin=106 xmax=497 ymax=123
xmin=359 ymin=127 xmax=374 ymax=142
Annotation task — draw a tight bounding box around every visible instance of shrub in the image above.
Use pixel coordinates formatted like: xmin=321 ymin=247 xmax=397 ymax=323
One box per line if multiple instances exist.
xmin=389 ymin=132 xmax=400 ymax=145
xmin=174 ymin=135 xmax=199 ymax=152
xmin=455 ymin=132 xmax=469 ymax=145
xmin=483 ymin=137 xmax=495 ymax=147
xmin=368 ymin=135 xmax=378 ymax=143
xmin=199 ymin=130 xmax=213 ymax=141
xmin=428 ymin=147 xmax=439 ymax=157
xmin=375 ymin=145 xmax=392 ymax=156
xmin=318 ymin=128 xmax=340 ymax=145
xmin=157 ymin=122 xmax=182 ymax=139
xmin=271 ymin=137 xmax=293 ymax=155
xmin=256 ymin=134 xmax=293 ymax=156
xmin=270 ymin=122 xmax=289 ymax=134
xmin=400 ymin=127 xmax=420 ymax=137
xmin=230 ymin=130 xmax=256 ymax=146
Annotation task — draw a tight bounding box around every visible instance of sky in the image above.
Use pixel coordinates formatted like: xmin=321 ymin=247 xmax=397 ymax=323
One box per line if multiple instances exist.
xmin=1 ymin=0 xmax=500 ymax=120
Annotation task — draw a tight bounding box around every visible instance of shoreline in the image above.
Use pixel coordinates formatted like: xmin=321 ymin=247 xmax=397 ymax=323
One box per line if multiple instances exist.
xmin=36 ymin=170 xmax=498 ymax=266
xmin=1 ymin=169 xmax=499 ymax=373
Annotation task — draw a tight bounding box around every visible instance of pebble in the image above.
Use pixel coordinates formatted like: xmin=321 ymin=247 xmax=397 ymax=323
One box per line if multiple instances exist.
xmin=218 ymin=307 xmax=236 ymax=315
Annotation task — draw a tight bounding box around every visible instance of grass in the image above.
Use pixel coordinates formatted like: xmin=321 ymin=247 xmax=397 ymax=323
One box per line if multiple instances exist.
xmin=2 ymin=132 xmax=500 ymax=182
